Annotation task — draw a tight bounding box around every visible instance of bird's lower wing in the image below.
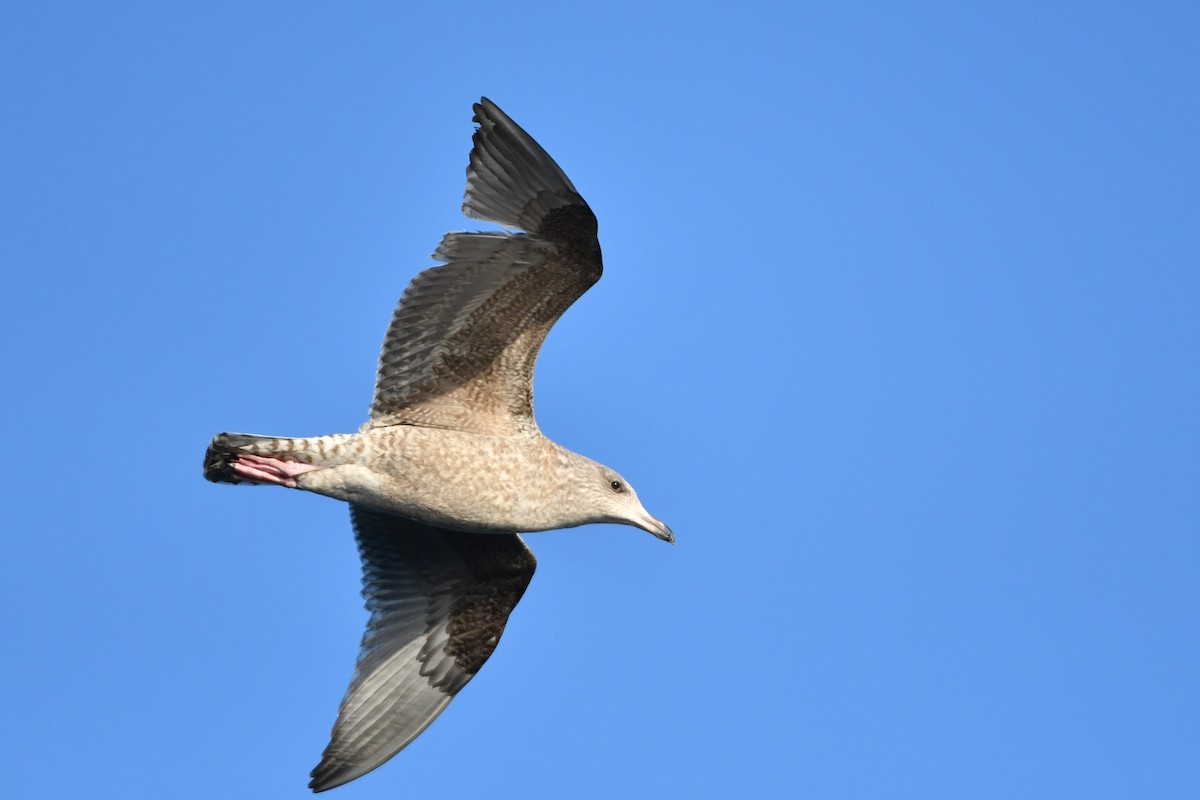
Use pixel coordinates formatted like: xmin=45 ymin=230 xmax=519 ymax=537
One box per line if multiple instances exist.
xmin=309 ymin=505 xmax=536 ymax=792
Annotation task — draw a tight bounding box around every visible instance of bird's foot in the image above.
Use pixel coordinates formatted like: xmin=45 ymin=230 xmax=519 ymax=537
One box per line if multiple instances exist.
xmin=230 ymin=453 xmax=321 ymax=488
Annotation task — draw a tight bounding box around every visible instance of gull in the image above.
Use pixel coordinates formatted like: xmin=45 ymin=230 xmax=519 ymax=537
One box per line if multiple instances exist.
xmin=203 ymin=97 xmax=672 ymax=793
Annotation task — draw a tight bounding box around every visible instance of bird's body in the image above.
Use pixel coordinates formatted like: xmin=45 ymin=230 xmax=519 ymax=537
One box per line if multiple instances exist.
xmin=206 ymin=425 xmax=629 ymax=534
xmin=203 ymin=98 xmax=670 ymax=793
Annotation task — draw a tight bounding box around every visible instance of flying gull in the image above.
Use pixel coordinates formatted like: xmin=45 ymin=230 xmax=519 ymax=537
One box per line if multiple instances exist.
xmin=204 ymin=97 xmax=672 ymax=793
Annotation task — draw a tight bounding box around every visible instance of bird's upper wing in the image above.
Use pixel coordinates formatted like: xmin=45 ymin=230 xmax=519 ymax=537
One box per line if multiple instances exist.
xmin=368 ymin=97 xmax=603 ymax=436
xmin=308 ymin=504 xmax=536 ymax=793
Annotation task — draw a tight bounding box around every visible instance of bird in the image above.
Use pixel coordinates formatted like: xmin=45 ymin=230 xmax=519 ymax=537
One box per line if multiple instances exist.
xmin=203 ymin=97 xmax=672 ymax=793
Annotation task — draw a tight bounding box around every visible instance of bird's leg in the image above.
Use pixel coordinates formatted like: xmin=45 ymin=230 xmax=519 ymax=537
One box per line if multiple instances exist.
xmin=230 ymin=453 xmax=322 ymax=488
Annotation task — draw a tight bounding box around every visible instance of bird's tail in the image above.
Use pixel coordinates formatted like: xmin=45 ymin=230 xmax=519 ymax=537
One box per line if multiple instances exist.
xmin=203 ymin=432 xmax=357 ymax=485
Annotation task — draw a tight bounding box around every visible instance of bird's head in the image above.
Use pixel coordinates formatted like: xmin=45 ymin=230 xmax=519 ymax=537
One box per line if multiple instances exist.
xmin=587 ymin=463 xmax=674 ymax=544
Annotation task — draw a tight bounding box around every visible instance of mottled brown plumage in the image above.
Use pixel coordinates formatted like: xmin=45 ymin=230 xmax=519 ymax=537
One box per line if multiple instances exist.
xmin=203 ymin=98 xmax=671 ymax=793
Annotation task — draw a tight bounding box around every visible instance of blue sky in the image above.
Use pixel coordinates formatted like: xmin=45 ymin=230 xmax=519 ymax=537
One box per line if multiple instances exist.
xmin=3 ymin=2 xmax=1198 ymax=798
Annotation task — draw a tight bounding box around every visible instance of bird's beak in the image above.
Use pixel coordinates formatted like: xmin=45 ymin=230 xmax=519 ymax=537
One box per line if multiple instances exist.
xmin=632 ymin=511 xmax=675 ymax=544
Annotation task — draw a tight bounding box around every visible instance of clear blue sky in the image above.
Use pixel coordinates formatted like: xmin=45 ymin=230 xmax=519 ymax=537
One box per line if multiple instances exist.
xmin=3 ymin=3 xmax=1197 ymax=798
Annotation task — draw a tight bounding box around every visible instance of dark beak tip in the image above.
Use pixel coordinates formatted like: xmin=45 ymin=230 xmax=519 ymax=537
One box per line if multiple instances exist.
xmin=633 ymin=512 xmax=673 ymax=545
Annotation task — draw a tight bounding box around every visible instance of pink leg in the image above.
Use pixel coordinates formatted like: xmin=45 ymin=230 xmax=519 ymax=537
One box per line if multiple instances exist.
xmin=231 ymin=453 xmax=322 ymax=488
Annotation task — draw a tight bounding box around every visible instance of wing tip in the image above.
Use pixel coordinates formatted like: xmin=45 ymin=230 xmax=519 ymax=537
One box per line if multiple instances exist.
xmin=308 ymin=761 xmax=352 ymax=793
xmin=462 ymin=96 xmax=589 ymax=234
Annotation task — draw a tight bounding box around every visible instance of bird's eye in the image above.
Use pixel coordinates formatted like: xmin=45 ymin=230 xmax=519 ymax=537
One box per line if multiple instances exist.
xmin=610 ymin=480 xmax=623 ymax=492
